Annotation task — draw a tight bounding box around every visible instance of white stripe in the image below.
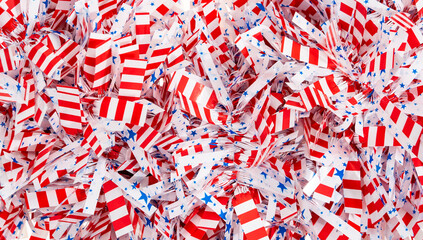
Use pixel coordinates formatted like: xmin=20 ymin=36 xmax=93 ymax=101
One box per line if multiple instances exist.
xmin=46 ymin=190 xmax=60 ymax=206
xmin=240 ymin=218 xmax=266 ymax=234
xmin=106 ymin=98 xmax=118 ymax=119
xmin=122 ymin=101 xmax=135 ymax=121
xmin=343 ymin=189 xmax=362 ymax=198
xmin=282 ymin=38 xmax=293 ymax=57
xmin=27 ymin=193 xmax=39 ymax=209
xmin=233 ymin=199 xmax=256 ymax=215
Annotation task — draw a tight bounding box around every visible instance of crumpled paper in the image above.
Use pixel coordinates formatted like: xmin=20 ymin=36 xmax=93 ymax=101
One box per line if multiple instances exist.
xmin=1 ymin=0 xmax=423 ymax=239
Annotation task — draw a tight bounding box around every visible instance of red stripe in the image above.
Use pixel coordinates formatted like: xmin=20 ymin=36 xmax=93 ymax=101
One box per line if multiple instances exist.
xmin=176 ymin=75 xmax=189 ymax=94
xmin=308 ymin=47 xmax=319 ymax=65
xmin=112 ymin=215 xmax=132 ymax=231
xmin=237 ymin=208 xmax=261 ymax=225
xmin=56 ymin=188 xmax=68 ymax=205
xmin=135 ymin=24 xmax=150 ymax=35
xmin=130 ymin=103 xmax=143 ymax=125
xmin=120 ymin=82 xmax=143 ymax=90
xmin=291 ymin=41 xmax=301 ymax=60
xmin=103 ymin=180 xmax=117 ymax=193
xmin=245 ymin=226 xmax=268 ymax=240
xmin=58 ymin=100 xmax=80 ymax=109
xmin=315 ymin=184 xmax=334 ymax=197
xmin=402 ymin=117 xmax=415 ymax=138
xmin=122 ymin=66 xmax=146 ymax=76
xmin=379 ymin=52 xmax=386 ymax=70
xmin=114 ymin=99 xmax=127 ymax=121
xmin=375 ymin=127 xmax=385 ymax=146
xmin=36 ymin=191 xmax=49 ymax=208
xmin=390 ymin=107 xmax=401 ymax=123
xmin=99 ymin=97 xmax=111 ymax=118
xmin=151 ymin=47 xmax=171 ymax=57
xmin=318 ymin=223 xmax=334 ymax=240
xmin=107 ymin=196 xmax=125 ymax=212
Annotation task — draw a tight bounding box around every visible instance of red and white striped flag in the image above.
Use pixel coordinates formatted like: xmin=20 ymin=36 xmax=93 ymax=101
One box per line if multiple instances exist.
xmin=378 ymin=96 xmax=423 ymax=148
xmin=155 ymin=134 xmax=184 ymax=151
xmin=56 ymin=85 xmax=84 ymax=135
xmin=84 ymin=33 xmax=113 ymax=92
xmin=116 ymin=36 xmax=139 ymax=62
xmin=82 ymin=123 xmax=111 ymax=157
xmin=84 ymin=211 xmax=112 ymax=238
xmin=280 ymin=36 xmax=336 ymax=70
xmin=125 ymin=123 xmax=161 ymax=151
xmin=15 ymin=75 xmax=35 ymax=129
xmin=314 ymin=75 xmax=346 ymax=97
xmin=126 ymin=201 xmax=145 ymax=237
xmin=118 ymin=59 xmax=146 ymax=101
xmin=50 ymin=0 xmax=73 ymax=29
xmin=154 ymin=205 xmax=174 ymax=238
xmin=271 ymin=108 xmax=297 ymax=133
xmin=168 ymin=70 xmax=218 ymax=109
xmin=390 ymin=12 xmax=414 ymax=31
xmin=303 ymin=118 xmax=330 ymax=161
xmin=232 ymin=187 xmax=269 ymax=240
xmin=338 ymin=0 xmax=367 ymax=50
xmin=103 ymin=180 xmax=133 ymax=238
xmin=28 ymin=140 xmax=56 ymax=183
xmin=166 ymin=45 xmax=185 ymax=71
xmin=299 ymin=86 xmax=332 ymax=111
xmin=178 ymin=92 xmax=224 ymax=125
xmin=201 ymin=0 xmax=231 ymax=67
xmin=55 ymin=39 xmax=80 ymax=67
xmin=0 ymin=85 xmax=14 ymax=102
xmin=406 ymin=25 xmax=423 ymax=49
xmin=181 ymin=206 xmax=221 ymax=240
xmin=364 ymin=49 xmax=395 ymax=73
xmin=0 ymin=46 xmax=17 ymax=72
xmin=135 ymin=12 xmax=150 ymax=57
xmin=24 ymin=187 xmax=86 ymax=209
xmin=93 ymin=96 xmax=147 ymax=126
xmin=343 ymin=160 xmax=362 ymax=214
xmin=144 ymin=32 xmax=172 ymax=78
xmin=358 ymin=126 xmax=401 ymax=147
xmin=98 ymin=0 xmax=116 ymax=20
xmin=25 ymin=42 xmax=64 ymax=78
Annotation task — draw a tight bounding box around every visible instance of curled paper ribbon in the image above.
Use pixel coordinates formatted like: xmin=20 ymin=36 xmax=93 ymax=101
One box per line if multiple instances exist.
xmin=2 ymin=0 xmax=423 ymax=239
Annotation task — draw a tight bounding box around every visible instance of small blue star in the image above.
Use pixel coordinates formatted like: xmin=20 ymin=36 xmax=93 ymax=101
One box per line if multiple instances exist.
xmin=369 ymin=155 xmax=374 ymax=164
xmin=285 ymin=176 xmax=292 ymax=184
xmin=225 ymin=222 xmax=231 ymax=233
xmin=277 ymin=226 xmax=287 ymax=236
xmin=375 ymin=164 xmax=381 ymax=172
xmin=127 ymin=129 xmax=137 ymax=141
xmin=201 ymin=193 xmax=213 ymax=205
xmin=219 ymin=209 xmax=227 ymax=220
xmin=278 ymin=182 xmax=287 ymax=192
xmin=145 ymin=217 xmax=152 ymax=227
xmin=138 ymin=190 xmax=148 ymax=203
xmin=334 ymin=169 xmax=344 ymax=179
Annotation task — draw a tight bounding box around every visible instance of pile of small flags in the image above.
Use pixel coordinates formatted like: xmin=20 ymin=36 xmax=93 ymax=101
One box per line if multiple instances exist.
xmin=1 ymin=0 xmax=423 ymax=239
